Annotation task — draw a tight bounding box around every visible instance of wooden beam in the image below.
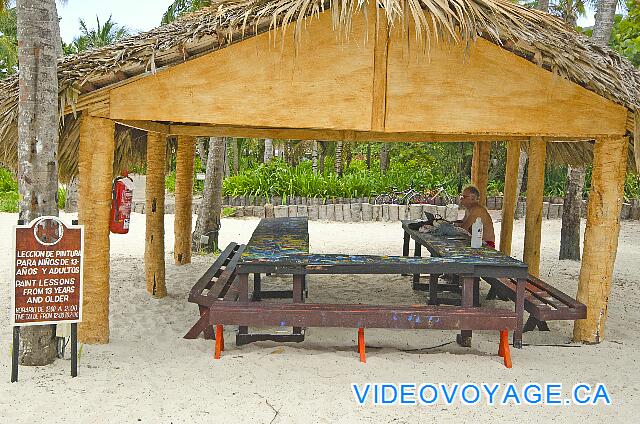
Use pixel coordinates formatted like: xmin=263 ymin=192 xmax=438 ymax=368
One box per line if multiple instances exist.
xmin=523 ymin=137 xmax=547 ymax=277
xmin=145 ymin=132 xmax=167 ymax=298
xmin=167 ymin=124 xmax=528 ymax=142
xmin=574 ymin=136 xmax=628 ymax=343
xmin=174 ymin=135 xmax=196 ymax=265
xmin=112 ymin=120 xmax=609 ymax=144
xmin=371 ymin=13 xmax=389 ymax=132
xmin=116 ymin=120 xmax=171 ymax=134
xmin=500 ymin=140 xmax=521 ymax=256
xmin=77 ymin=115 xmax=115 ymax=344
xmin=471 ymin=141 xmax=491 ymax=206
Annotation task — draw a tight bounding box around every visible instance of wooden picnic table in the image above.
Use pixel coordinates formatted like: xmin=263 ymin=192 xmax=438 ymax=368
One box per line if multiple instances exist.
xmin=401 ymin=219 xmax=528 ymax=347
xmin=234 ymin=217 xmax=527 ymax=348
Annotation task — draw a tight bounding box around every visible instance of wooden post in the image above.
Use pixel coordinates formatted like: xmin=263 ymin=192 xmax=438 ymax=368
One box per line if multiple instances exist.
xmin=523 ymin=137 xmax=546 ymax=277
xmin=574 ymin=136 xmax=628 ymax=343
xmin=500 ymin=140 xmax=521 ymax=256
xmin=471 ymin=141 xmax=491 ymax=206
xmin=78 ymin=115 xmax=115 ymax=344
xmin=174 ymin=135 xmax=196 ymax=265
xmin=145 ymin=132 xmax=167 ymax=298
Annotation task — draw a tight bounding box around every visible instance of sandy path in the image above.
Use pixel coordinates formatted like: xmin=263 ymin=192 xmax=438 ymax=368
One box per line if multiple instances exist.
xmin=0 ymin=212 xmax=638 ymax=423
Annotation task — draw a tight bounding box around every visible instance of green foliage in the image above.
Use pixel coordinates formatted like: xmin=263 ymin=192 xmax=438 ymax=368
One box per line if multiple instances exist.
xmin=57 ymin=187 xmax=66 ymax=210
xmin=0 ymin=166 xmax=18 ymax=212
xmin=64 ymin=15 xmax=130 ymax=55
xmin=625 ymin=173 xmax=640 ymax=199
xmin=611 ymin=0 xmax=640 ymax=66
xmin=222 ymin=159 xmax=460 ymax=199
xmin=543 ymin=165 xmax=569 ymax=197
xmin=162 ymin=0 xmax=212 ymax=24
xmin=0 ymin=4 xmax=17 ymax=78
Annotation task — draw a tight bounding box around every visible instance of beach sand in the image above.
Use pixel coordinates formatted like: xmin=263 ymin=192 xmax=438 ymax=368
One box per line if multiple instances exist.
xmin=0 ymin=212 xmax=638 ymax=423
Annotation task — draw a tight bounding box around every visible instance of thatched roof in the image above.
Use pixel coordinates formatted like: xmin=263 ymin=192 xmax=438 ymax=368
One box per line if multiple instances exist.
xmin=1 ymin=0 xmax=639 ymax=175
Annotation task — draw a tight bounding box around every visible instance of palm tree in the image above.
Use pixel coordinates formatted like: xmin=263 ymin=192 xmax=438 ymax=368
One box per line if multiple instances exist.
xmin=15 ymin=0 xmax=60 ymax=366
xmin=592 ymin=0 xmax=620 ymax=45
xmin=193 ymin=137 xmax=225 ymax=252
xmin=335 ymin=141 xmax=343 ymax=177
xmin=162 ymin=0 xmax=212 ymax=24
xmin=263 ymin=139 xmax=274 ymax=163
xmin=0 ymin=2 xmax=17 ymax=78
xmin=65 ymin=15 xmax=129 ymax=54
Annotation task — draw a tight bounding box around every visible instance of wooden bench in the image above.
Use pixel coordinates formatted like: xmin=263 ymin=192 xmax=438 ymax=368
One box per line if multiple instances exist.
xmin=208 ymin=302 xmax=515 ymax=367
xmin=184 ymin=242 xmax=246 ymax=339
xmin=484 ymin=275 xmax=586 ymax=332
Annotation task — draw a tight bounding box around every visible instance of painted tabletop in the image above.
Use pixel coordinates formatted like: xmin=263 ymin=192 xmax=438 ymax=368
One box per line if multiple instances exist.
xmin=241 ymin=217 xmax=309 ymax=262
xmin=401 ymin=220 xmax=527 ymax=269
xmin=237 ymin=218 xmax=527 ymax=277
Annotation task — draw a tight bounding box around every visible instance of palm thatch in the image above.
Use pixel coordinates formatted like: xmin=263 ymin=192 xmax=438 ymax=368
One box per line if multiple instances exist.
xmin=1 ymin=0 xmax=639 ymax=175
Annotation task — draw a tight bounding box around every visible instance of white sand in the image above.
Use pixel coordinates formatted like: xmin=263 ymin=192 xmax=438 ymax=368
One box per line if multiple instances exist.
xmin=1 ymin=212 xmax=638 ymax=422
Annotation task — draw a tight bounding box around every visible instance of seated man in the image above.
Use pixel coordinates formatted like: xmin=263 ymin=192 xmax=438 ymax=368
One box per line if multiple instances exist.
xmin=455 ymin=185 xmax=496 ymax=248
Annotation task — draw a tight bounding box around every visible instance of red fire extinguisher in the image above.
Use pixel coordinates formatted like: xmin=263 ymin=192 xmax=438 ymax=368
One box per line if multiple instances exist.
xmin=110 ymin=172 xmax=134 ymax=234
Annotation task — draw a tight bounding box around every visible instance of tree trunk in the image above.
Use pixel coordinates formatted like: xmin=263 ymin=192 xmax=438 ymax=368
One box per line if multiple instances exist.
xmin=499 ymin=141 xmax=521 ymax=256
xmin=193 ymin=137 xmax=225 ymax=252
xmin=222 ymin=138 xmax=230 ymax=177
xmin=523 ymin=138 xmax=546 ymax=277
xmin=471 ymin=141 xmax=491 ymax=206
xmin=537 ymin=0 xmax=550 ymax=13
xmin=366 ymin=143 xmax=371 ymax=170
xmin=514 ymin=150 xmax=528 ymax=219
xmin=65 ymin=176 xmax=79 ymax=212
xmin=560 ymin=0 xmax=616 ymax=260
xmin=196 ymin=137 xmax=207 ymax=167
xmin=559 ymin=167 xmax=585 ymax=260
xmin=344 ymin=142 xmax=353 ymax=171
xmin=319 ymin=141 xmax=326 ymax=175
xmin=174 ymin=136 xmax=195 ymax=265
xmin=231 ymin=138 xmax=239 ymax=175
xmin=145 ymin=132 xmax=167 ymax=298
xmin=264 ymin=138 xmax=273 ymax=163
xmin=574 ymin=137 xmax=627 ymax=343
xmin=312 ymin=140 xmax=318 ymax=174
xmin=592 ymin=0 xmax=618 ymax=46
xmin=380 ymin=143 xmax=390 ymax=173
xmin=335 ymin=141 xmax=343 ymax=177
xmin=77 ymin=115 xmax=115 ymax=345
xmin=16 ymin=0 xmax=60 ymax=366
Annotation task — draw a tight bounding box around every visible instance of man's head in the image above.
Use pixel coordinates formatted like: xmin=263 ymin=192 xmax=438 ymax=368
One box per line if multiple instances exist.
xmin=460 ymin=186 xmax=481 ymax=209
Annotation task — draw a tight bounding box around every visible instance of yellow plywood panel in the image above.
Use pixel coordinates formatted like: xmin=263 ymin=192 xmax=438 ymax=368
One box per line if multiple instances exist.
xmin=110 ymin=12 xmax=374 ymax=131
xmin=386 ymin=35 xmax=628 ymax=137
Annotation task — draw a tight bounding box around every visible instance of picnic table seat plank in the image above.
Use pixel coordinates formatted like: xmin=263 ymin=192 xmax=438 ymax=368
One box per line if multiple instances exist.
xmin=484 ymin=276 xmax=586 ymax=325
xmin=208 ymin=302 xmax=517 ymax=330
xmin=184 ymin=243 xmax=246 ymax=340
xmin=188 ymin=242 xmax=238 ymax=304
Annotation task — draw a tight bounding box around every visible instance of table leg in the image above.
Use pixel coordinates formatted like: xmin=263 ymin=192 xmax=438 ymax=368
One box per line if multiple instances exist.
xmin=457 ymin=276 xmax=473 ymax=347
xmin=253 ymin=273 xmax=261 ymax=301
xmin=293 ymin=274 xmax=305 ymax=336
xmin=513 ymin=277 xmax=525 ymax=348
xmin=412 ymin=241 xmax=422 ymax=289
xmin=428 ymin=274 xmax=439 ymax=305
xmin=473 ymin=278 xmax=480 ymax=307
xmin=238 ymin=273 xmax=249 ymax=336
xmin=403 ymin=231 xmax=410 ymax=256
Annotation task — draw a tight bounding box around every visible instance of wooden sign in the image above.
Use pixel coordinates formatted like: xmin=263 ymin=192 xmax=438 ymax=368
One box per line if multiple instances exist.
xmin=12 ymin=216 xmax=84 ymax=326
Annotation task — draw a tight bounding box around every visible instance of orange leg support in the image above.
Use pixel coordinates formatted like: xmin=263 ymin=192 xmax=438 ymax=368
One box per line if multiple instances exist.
xmin=499 ymin=330 xmax=512 ymax=368
xmin=215 ymin=325 xmax=224 ymax=359
xmin=358 ymin=328 xmax=366 ymax=363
